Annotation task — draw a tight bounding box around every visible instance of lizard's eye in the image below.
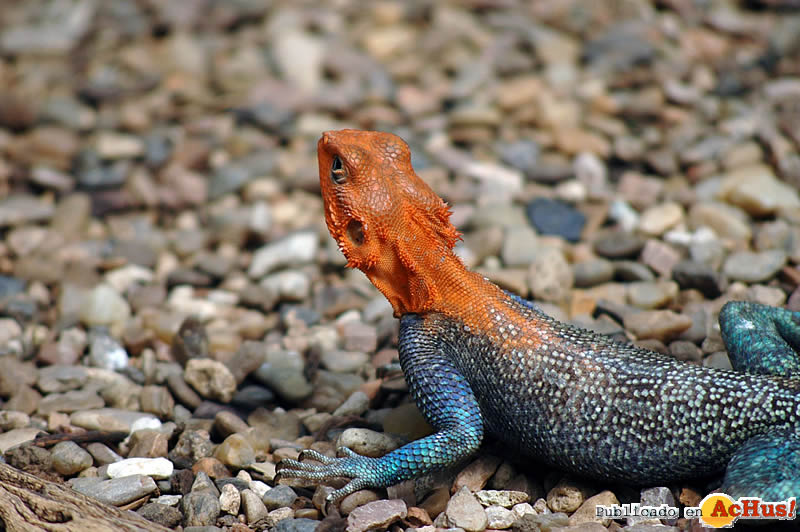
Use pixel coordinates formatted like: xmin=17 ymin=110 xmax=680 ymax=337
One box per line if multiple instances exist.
xmin=331 ymin=155 xmax=347 ymax=184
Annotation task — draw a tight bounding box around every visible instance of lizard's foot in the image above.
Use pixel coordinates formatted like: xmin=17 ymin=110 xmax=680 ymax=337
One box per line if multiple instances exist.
xmin=275 ymin=447 xmax=380 ymax=501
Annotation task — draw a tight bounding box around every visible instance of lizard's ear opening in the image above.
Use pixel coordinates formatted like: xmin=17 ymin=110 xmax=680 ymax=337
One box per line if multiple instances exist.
xmin=346 ymin=219 xmax=365 ymax=246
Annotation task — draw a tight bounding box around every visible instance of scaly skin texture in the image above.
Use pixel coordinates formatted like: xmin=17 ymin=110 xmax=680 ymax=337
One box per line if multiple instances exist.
xmin=276 ymin=129 xmax=800 ymax=502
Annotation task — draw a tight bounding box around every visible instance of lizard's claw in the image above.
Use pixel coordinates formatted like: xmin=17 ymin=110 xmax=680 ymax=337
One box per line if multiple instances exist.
xmin=275 ymin=447 xmax=379 ymax=501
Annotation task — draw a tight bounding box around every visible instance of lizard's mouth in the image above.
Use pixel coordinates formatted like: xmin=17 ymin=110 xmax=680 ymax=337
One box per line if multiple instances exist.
xmin=346 ymin=219 xmax=365 ymax=246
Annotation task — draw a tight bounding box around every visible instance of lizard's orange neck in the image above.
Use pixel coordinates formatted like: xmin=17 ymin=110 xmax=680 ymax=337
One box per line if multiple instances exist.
xmin=362 ymin=234 xmax=500 ymax=318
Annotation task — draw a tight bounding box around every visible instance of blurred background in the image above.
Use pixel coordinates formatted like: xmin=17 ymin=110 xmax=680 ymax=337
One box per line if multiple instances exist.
xmin=1 ymin=1 xmax=800 ymax=528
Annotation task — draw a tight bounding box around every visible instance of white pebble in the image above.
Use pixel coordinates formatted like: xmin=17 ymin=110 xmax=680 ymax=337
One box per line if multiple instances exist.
xmin=107 ymin=457 xmax=174 ymax=480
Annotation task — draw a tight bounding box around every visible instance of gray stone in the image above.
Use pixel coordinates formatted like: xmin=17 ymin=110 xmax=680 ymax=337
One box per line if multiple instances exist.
xmin=51 ymin=440 xmax=93 ymax=475
xmin=723 ymin=249 xmax=787 ymax=283
xmin=72 ymin=475 xmax=158 ymax=506
xmin=248 ymin=231 xmax=318 ymax=278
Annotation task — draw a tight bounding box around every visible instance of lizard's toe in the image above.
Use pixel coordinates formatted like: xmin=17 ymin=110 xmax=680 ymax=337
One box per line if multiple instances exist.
xmin=274 ymin=447 xmax=381 ymax=501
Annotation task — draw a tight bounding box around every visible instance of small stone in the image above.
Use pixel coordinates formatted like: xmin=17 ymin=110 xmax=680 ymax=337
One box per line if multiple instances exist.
xmin=720 ymin=164 xmax=800 ymax=216
xmin=219 ymin=483 xmax=241 ymax=515
xmin=333 ymin=391 xmax=370 ymax=417
xmin=214 ymin=410 xmax=250 ymax=438
xmin=0 ymin=196 xmax=55 ymax=227
xmin=140 ymin=385 xmax=175 ymax=420
xmin=320 ymin=349 xmax=369 ymax=373
xmin=167 ymin=374 xmax=203 ymax=409
xmin=37 ymin=365 xmax=88 ymax=393
xmin=526 ymin=198 xmax=586 ymax=242
xmin=107 ymin=457 xmax=174 ymax=479
xmin=88 ymin=331 xmax=129 ymax=370
xmin=627 ymin=281 xmax=679 ymax=309
xmin=0 ymin=410 xmax=30 ymax=431
xmin=72 ymin=475 xmax=157 ymax=506
xmin=214 ymin=433 xmax=256 ymax=468
xmin=672 ymin=260 xmax=722 ymax=298
xmin=623 ymin=310 xmax=692 ymax=342
xmin=171 ymin=316 xmax=209 ymax=366
xmin=688 ymin=202 xmax=752 ymax=241
xmin=182 ymin=489 xmax=221 ymax=527
xmin=248 ymin=231 xmax=318 ymax=278
xmin=37 ymin=389 xmax=104 ymax=415
xmin=347 ymin=499 xmax=408 ymax=532
xmin=594 ymin=232 xmax=645 ymax=259
xmin=51 ymin=440 xmax=93 ymax=475
xmin=527 ymin=247 xmax=573 ymax=303
xmin=723 ymin=250 xmax=787 ymax=283
xmin=128 ymin=429 xmax=169 ymax=458
xmin=639 ymin=203 xmax=684 ymax=236
xmin=263 ymin=484 xmax=298 ymax=511
xmin=440 ymin=486 xmax=487 ymax=532
xmin=86 ymin=442 xmax=122 ymax=465
xmin=70 ymin=408 xmax=158 ymax=432
xmin=137 ymin=502 xmax=183 ymax=529
xmin=184 ymin=358 xmax=237 ymax=403
xmin=546 ymin=479 xmax=592 ymax=514
xmin=225 ymin=341 xmax=266 ymax=384
xmin=568 ymin=490 xmax=619 ymax=526
xmin=501 ymin=226 xmax=540 ymax=267
xmin=337 ymin=428 xmax=401 ymax=458
xmin=273 ymin=518 xmax=319 ymax=532
xmin=485 ymin=505 xmax=515 ymax=529
xmin=241 ymin=488 xmax=270 ymax=526
xmin=80 ymin=285 xmax=131 ymax=333
xmin=573 ymin=259 xmax=614 ymax=288
xmin=475 ymin=490 xmax=530 ymax=508
xmin=339 ymin=321 xmax=378 ymax=354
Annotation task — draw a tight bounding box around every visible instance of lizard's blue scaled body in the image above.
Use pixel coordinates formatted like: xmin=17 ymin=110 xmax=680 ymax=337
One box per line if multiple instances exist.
xmin=278 ymin=299 xmax=800 ymax=501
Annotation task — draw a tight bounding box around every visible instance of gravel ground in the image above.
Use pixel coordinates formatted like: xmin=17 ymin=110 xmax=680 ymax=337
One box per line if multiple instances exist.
xmin=1 ymin=0 xmax=800 ymax=531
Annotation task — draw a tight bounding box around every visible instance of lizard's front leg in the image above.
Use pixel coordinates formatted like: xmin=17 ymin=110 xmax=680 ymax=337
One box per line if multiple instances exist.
xmin=276 ymin=313 xmax=484 ymax=501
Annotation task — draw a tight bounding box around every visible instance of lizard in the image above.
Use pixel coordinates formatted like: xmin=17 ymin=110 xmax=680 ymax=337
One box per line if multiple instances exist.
xmin=276 ymin=129 xmax=800 ymax=503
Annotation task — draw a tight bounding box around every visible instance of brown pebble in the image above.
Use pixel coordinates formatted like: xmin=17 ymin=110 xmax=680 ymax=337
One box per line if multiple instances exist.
xmin=192 ymin=456 xmax=232 ymax=479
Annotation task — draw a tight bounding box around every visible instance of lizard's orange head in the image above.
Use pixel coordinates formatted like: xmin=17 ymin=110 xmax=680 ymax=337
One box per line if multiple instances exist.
xmin=318 ymin=129 xmax=461 ymax=315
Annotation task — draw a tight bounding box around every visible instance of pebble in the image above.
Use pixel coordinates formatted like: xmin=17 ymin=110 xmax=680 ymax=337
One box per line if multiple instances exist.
xmin=527 ymin=247 xmax=573 ymax=303
xmin=80 ymin=285 xmax=131 ymax=333
xmin=485 ymin=505 xmax=515 ymax=529
xmin=568 ymin=490 xmax=619 ymax=527
xmin=37 ymin=365 xmax=88 ymax=393
xmin=248 ymin=231 xmax=318 ymax=279
xmin=70 ymin=408 xmax=158 ymax=432
xmin=438 ymin=487 xmax=487 ymax=532
xmin=262 ymin=484 xmax=298 ymax=510
xmin=500 ymin=226 xmax=540 ymax=267
xmin=720 ymin=164 xmax=800 ymax=216
xmin=573 ymin=259 xmax=614 ymax=290
xmin=320 ymin=349 xmax=369 ymax=373
xmin=475 ymin=490 xmax=530 ymax=508
xmin=214 ymin=433 xmax=256 ymax=468
xmin=182 ymin=489 xmax=221 ymax=527
xmin=688 ymin=202 xmax=752 ymax=241
xmin=627 ymin=281 xmax=678 ymax=309
xmin=107 ymin=457 xmax=174 ymax=479
xmin=137 ymin=502 xmax=183 ymax=529
xmin=219 ymin=483 xmax=241 ymax=515
xmin=722 ymin=249 xmax=787 ymax=283
xmin=337 ymin=428 xmax=401 ymax=458
xmin=51 ymin=440 xmax=94 ymax=475
xmin=184 ymin=358 xmax=238 ymax=403
xmin=594 ymin=232 xmax=645 ymax=259
xmin=623 ymin=310 xmax=693 ymax=342
xmin=72 ymin=475 xmax=158 ymax=506
xmin=37 ymin=389 xmax=104 ymax=415
xmin=332 ymin=390 xmax=370 ymax=417
xmin=526 ymin=198 xmax=586 ymax=242
xmin=241 ymin=488 xmax=270 ymax=526
xmin=347 ymin=499 xmax=408 ymax=532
